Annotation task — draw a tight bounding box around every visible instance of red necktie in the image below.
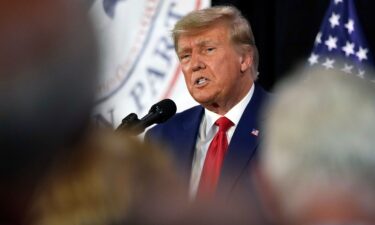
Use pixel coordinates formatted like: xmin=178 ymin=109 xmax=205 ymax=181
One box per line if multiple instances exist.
xmin=198 ymin=117 xmax=234 ymax=198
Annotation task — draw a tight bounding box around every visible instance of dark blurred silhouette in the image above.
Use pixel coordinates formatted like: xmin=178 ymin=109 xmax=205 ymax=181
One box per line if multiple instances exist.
xmin=28 ymin=130 xmax=185 ymax=225
xmin=256 ymin=66 xmax=375 ymax=225
xmin=0 ymin=0 xmax=98 ymax=223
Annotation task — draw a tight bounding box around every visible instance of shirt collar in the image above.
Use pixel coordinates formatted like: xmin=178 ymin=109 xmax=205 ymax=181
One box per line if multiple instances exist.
xmin=203 ymin=83 xmax=255 ymax=134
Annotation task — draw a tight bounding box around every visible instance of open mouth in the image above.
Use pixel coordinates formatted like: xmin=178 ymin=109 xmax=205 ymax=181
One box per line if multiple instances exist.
xmin=194 ymin=77 xmax=209 ymax=86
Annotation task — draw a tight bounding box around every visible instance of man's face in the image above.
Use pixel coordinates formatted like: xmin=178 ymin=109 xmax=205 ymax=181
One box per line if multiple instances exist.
xmin=177 ymin=23 xmax=253 ymax=113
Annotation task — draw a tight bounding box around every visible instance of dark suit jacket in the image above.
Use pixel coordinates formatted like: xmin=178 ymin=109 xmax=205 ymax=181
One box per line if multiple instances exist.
xmin=145 ymin=84 xmax=270 ymax=201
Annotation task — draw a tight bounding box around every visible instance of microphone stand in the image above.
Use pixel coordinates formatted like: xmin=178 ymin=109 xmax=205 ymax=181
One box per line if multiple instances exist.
xmin=116 ymin=113 xmax=140 ymax=133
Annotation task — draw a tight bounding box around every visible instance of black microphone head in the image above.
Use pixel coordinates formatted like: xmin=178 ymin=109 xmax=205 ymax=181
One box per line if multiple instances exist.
xmin=149 ymin=99 xmax=177 ymax=123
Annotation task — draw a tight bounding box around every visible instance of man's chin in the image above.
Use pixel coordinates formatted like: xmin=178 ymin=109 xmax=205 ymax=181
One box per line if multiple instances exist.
xmin=193 ymin=96 xmax=213 ymax=106
xmin=195 ymin=99 xmax=221 ymax=111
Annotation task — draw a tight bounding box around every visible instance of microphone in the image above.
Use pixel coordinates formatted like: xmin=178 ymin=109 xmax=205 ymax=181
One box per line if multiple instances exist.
xmin=116 ymin=99 xmax=177 ymax=135
xmin=116 ymin=113 xmax=140 ymax=131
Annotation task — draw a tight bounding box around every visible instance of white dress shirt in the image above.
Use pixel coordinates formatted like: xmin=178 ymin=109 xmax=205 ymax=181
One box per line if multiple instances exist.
xmin=189 ymin=84 xmax=255 ymax=198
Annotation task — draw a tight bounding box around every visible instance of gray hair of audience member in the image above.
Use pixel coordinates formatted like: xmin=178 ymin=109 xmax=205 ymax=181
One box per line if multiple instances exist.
xmin=172 ymin=5 xmax=259 ymax=80
xmin=0 ymin=0 xmax=98 ymax=179
xmin=260 ymin=67 xmax=375 ymax=221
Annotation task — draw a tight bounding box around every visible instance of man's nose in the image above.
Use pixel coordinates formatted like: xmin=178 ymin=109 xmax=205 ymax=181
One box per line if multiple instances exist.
xmin=191 ymin=54 xmax=205 ymax=72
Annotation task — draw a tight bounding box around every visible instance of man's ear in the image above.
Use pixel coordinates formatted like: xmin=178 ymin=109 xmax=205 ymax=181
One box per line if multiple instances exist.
xmin=240 ymin=49 xmax=253 ymax=73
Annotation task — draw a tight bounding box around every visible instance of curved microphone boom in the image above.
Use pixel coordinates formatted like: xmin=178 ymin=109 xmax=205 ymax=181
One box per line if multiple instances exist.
xmin=116 ymin=99 xmax=177 ymax=135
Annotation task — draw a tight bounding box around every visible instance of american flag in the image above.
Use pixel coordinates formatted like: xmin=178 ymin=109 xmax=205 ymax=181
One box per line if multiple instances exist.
xmin=308 ymin=0 xmax=374 ymax=81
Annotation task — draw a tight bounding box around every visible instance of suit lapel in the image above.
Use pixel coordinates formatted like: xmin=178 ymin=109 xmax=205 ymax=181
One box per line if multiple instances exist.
xmin=217 ymin=84 xmax=267 ymax=197
xmin=177 ymin=106 xmax=204 ymax=181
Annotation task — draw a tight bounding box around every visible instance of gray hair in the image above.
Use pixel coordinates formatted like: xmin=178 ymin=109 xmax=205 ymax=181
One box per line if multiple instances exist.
xmin=172 ymin=5 xmax=259 ymax=80
xmin=261 ymin=67 xmax=375 ymax=220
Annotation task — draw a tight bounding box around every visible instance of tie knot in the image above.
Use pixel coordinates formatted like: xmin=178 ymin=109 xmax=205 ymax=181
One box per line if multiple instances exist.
xmin=215 ymin=117 xmax=233 ymax=132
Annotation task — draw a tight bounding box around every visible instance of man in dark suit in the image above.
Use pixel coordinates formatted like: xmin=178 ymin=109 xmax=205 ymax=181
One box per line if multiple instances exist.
xmin=146 ymin=5 xmax=269 ymax=206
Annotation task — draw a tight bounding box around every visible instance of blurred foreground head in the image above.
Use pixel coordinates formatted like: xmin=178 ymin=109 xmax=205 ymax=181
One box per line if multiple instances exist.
xmin=0 ymin=0 xmax=98 ymax=178
xmin=29 ymin=131 xmax=185 ymax=225
xmin=259 ymin=67 xmax=375 ymax=225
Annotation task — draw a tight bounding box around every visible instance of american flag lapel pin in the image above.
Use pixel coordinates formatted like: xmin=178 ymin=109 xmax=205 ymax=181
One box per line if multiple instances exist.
xmin=250 ymin=128 xmax=259 ymax=137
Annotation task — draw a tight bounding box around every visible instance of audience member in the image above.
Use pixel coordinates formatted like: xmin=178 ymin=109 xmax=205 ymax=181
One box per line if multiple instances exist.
xmin=0 ymin=0 xmax=97 ymax=224
xmin=256 ymin=67 xmax=375 ymax=225
xmin=28 ymin=130 xmax=184 ymax=225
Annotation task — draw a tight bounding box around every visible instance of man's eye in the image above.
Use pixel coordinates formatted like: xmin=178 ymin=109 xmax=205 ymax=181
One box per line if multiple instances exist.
xmin=206 ymin=47 xmax=215 ymax=53
xmin=180 ymin=54 xmax=190 ymax=60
